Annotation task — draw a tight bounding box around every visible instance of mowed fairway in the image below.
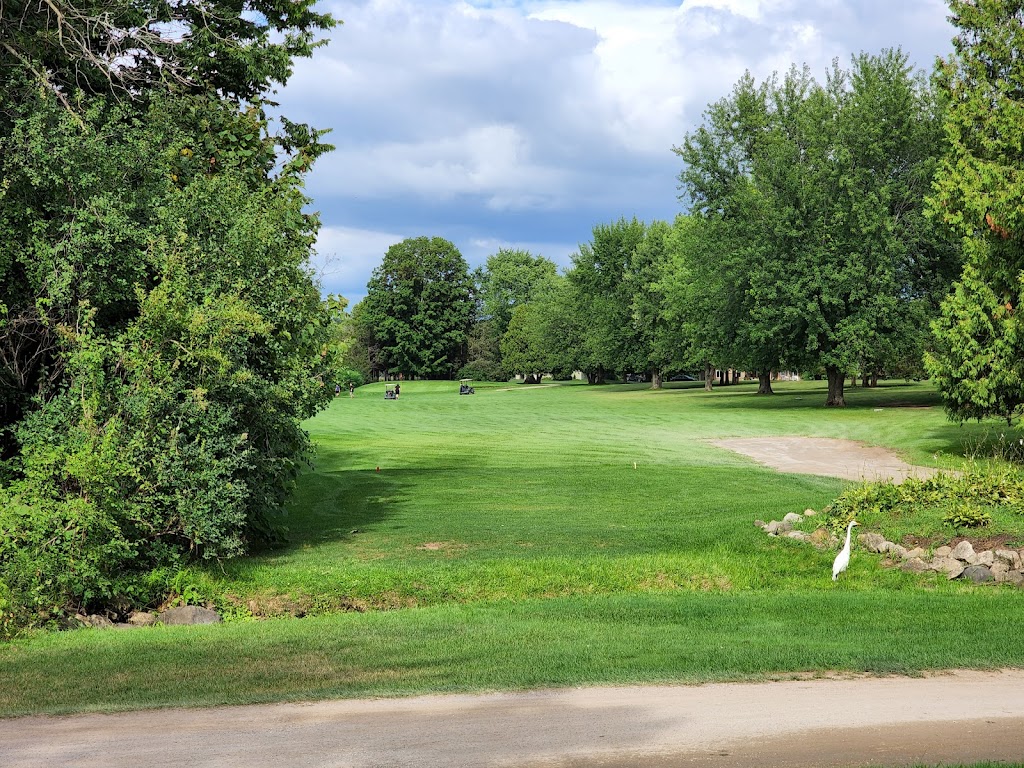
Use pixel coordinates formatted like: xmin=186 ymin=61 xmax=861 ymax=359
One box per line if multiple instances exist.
xmin=3 ymin=379 xmax=1024 ymax=717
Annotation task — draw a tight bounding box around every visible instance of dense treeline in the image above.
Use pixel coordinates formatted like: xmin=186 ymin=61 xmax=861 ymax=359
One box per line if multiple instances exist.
xmin=349 ymin=3 xmax=1024 ymax=431
xmin=0 ymin=0 xmax=338 ymax=633
xmin=350 ymin=53 xmax=960 ymax=397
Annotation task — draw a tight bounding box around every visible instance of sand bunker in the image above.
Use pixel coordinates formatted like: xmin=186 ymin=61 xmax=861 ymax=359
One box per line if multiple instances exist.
xmin=712 ymin=436 xmax=939 ymax=483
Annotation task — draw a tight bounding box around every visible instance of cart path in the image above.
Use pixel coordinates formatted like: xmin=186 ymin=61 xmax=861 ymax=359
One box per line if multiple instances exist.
xmin=712 ymin=437 xmax=941 ymax=483
xmin=5 ymin=669 xmax=1024 ymax=767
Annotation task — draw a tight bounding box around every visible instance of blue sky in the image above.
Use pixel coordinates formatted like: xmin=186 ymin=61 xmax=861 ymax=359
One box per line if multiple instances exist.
xmin=277 ymin=0 xmax=957 ymax=303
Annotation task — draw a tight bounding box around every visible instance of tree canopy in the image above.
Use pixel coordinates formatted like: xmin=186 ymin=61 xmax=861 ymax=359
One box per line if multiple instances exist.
xmin=925 ymin=0 xmax=1024 ymax=426
xmin=0 ymin=0 xmax=337 ymax=633
xmin=675 ymin=50 xmax=957 ymax=405
xmin=358 ymin=237 xmax=474 ymax=380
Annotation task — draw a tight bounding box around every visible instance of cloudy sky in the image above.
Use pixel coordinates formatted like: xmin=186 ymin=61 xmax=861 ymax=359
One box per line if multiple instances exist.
xmin=278 ymin=0 xmax=957 ymax=303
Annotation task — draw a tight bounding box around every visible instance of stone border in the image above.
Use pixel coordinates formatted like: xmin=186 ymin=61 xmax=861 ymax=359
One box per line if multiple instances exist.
xmin=74 ymin=605 xmax=223 ymax=629
xmin=756 ymin=511 xmax=1024 ymax=586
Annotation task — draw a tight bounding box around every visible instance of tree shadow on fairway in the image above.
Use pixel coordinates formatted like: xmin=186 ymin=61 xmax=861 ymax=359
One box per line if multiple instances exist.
xmin=699 ymin=381 xmax=943 ymax=412
xmin=922 ymin=421 xmax=1024 ymax=460
xmin=259 ymin=444 xmax=419 ymax=549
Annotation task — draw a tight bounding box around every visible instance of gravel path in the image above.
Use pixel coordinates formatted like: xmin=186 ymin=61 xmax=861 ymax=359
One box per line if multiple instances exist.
xmin=5 ymin=670 xmax=1024 ymax=767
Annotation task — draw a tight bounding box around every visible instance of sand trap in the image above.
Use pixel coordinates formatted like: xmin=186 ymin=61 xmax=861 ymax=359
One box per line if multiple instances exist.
xmin=712 ymin=436 xmax=939 ymax=483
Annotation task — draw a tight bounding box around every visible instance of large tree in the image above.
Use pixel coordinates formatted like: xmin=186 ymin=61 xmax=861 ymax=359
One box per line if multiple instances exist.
xmin=469 ymin=249 xmax=558 ymax=380
xmin=925 ymin=0 xmax=1024 ymax=426
xmin=359 ymin=237 xmax=474 ymax=379
xmin=677 ymin=51 xmax=956 ymax=405
xmin=567 ymin=218 xmax=647 ymax=383
xmin=626 ymin=220 xmax=680 ymax=389
xmin=0 ymin=0 xmax=337 ymax=630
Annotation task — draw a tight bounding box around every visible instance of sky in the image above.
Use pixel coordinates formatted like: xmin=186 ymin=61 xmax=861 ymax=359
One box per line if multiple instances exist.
xmin=276 ymin=0 xmax=958 ymax=303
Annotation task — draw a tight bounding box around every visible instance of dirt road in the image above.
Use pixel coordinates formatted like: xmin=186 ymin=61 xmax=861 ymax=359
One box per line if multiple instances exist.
xmin=5 ymin=670 xmax=1024 ymax=767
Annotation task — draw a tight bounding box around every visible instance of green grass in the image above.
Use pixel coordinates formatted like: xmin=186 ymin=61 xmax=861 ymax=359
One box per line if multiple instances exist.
xmin=3 ymin=378 xmax=1024 ymax=717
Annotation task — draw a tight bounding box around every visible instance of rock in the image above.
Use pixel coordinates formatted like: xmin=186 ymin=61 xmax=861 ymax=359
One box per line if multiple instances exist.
xmin=1006 ymin=570 xmax=1024 ymax=587
xmin=158 ymin=606 xmax=222 ymax=626
xmin=764 ymin=520 xmax=782 ymax=534
xmin=803 ymin=508 xmax=817 ymax=516
xmin=809 ymin=528 xmax=837 ymax=550
xmin=784 ymin=530 xmax=810 ymax=541
xmin=858 ymin=532 xmax=888 ymax=554
xmin=901 ymin=558 xmax=928 ymax=573
xmin=961 ymin=565 xmax=994 ymax=583
xmin=995 ymin=549 xmax=1022 ymax=569
xmin=782 ymin=512 xmax=804 ymax=524
xmin=976 ymin=550 xmax=995 ymax=567
xmin=76 ymin=614 xmax=114 ymax=629
xmin=950 ymin=540 xmax=977 ymax=563
xmin=991 ymin=562 xmax=1010 ymax=583
xmin=904 ymin=547 xmax=926 ymax=561
xmin=127 ymin=611 xmax=156 ymax=627
xmin=882 ymin=542 xmax=908 ymax=559
xmin=931 ymin=557 xmax=965 ymax=579
xmin=946 ymin=561 xmax=967 ymax=580
xmin=754 ymin=519 xmax=766 ymax=529
xmin=934 ymin=545 xmax=952 ymax=558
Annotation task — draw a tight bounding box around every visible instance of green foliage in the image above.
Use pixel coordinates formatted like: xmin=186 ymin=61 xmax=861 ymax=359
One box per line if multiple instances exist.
xmin=942 ymin=503 xmax=992 ymax=532
xmin=357 ymin=237 xmax=474 ymax=379
xmin=474 ymin=249 xmax=558 ymax=339
xmin=0 ymin=0 xmax=338 ymax=634
xmin=0 ymin=0 xmax=335 ymax=103
xmin=459 ymin=319 xmax=506 ymax=382
xmin=927 ymin=2 xmax=1024 ymax=426
xmin=925 ymin=263 xmax=1024 ymax=425
xmin=676 ymin=51 xmax=958 ymax=406
xmin=470 ymin=249 xmax=559 ymax=379
xmin=824 ymin=463 xmax=1024 ymax=538
xmin=567 ymin=217 xmax=648 ymax=381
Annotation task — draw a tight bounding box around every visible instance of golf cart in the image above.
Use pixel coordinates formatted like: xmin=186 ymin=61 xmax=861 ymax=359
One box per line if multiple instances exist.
xmin=459 ymin=378 xmax=475 ymax=395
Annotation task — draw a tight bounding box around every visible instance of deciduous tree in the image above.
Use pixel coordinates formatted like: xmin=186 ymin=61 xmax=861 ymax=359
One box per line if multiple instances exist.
xmin=359 ymin=237 xmax=474 ymax=380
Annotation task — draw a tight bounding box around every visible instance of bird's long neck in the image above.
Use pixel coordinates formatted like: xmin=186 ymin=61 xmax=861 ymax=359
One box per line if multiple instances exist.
xmin=844 ymin=523 xmax=855 ymax=547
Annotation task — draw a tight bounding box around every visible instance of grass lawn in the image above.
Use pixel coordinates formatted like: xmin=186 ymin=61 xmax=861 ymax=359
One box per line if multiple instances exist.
xmin=3 ymin=378 xmax=1024 ymax=717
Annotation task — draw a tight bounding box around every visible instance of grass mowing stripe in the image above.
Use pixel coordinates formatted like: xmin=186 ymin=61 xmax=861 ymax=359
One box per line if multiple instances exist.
xmin=4 ymin=590 xmax=1024 ymax=716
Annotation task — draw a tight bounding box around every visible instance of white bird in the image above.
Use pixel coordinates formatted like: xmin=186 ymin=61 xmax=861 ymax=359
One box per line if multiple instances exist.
xmin=832 ymin=520 xmax=860 ymax=581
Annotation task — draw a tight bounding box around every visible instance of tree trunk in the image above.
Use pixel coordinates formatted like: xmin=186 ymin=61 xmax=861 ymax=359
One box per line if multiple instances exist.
xmin=704 ymin=361 xmax=714 ymax=391
xmin=849 ymin=373 xmax=857 ymax=388
xmin=826 ymin=366 xmax=846 ymax=407
xmin=651 ymin=369 xmax=662 ymax=390
xmin=869 ymin=371 xmax=879 ymax=387
xmin=757 ymin=368 xmax=773 ymax=395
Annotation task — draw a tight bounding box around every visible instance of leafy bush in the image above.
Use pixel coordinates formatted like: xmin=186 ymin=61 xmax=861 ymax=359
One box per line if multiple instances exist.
xmin=823 ymin=463 xmax=1024 ymax=536
xmin=0 ymin=95 xmax=337 ymax=636
xmin=943 ymin=504 xmax=992 ymax=531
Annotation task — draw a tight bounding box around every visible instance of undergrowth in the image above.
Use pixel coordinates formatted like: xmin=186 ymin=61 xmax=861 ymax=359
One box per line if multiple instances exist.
xmin=824 ymin=462 xmax=1024 ymax=542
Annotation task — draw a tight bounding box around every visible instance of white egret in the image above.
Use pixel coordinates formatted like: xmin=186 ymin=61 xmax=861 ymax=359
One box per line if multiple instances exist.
xmin=831 ymin=520 xmax=859 ymax=581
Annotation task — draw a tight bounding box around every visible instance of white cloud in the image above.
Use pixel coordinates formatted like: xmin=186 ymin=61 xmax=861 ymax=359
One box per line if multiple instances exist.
xmin=279 ymin=0 xmax=956 ymax=294
xmin=314 ymin=123 xmax=569 ymax=209
xmin=311 ymin=225 xmax=406 ymax=299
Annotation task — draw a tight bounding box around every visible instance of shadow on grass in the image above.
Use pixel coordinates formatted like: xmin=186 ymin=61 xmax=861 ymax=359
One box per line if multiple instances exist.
xmin=694 ymin=381 xmax=945 ymax=411
xmin=254 ymin=445 xmax=417 ymax=552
